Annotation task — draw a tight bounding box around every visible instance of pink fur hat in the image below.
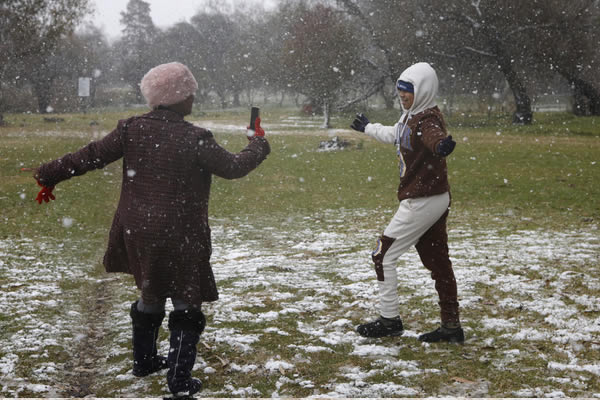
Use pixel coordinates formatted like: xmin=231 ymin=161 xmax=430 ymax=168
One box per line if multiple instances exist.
xmin=140 ymin=62 xmax=198 ymax=108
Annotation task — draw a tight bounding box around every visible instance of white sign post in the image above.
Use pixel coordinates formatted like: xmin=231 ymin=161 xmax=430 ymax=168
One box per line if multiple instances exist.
xmin=78 ymin=77 xmax=91 ymax=97
xmin=78 ymin=77 xmax=91 ymax=113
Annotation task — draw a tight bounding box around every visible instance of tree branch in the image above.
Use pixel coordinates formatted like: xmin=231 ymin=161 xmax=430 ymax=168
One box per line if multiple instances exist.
xmin=506 ymin=23 xmax=554 ymax=37
xmin=461 ymin=46 xmax=496 ymax=58
xmin=336 ymin=77 xmax=384 ymax=111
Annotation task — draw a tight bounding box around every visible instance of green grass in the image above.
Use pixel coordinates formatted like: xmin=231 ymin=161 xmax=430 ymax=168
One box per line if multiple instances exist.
xmin=1 ymin=108 xmax=599 ymax=397
xmin=205 ymin=114 xmax=600 ymax=230
xmin=3 ymin=108 xmax=598 ymax=231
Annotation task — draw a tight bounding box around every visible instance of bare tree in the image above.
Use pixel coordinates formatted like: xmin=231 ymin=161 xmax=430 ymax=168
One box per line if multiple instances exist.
xmin=278 ymin=1 xmax=359 ymax=127
xmin=339 ymin=0 xmax=600 ymax=123
xmin=407 ymin=0 xmax=543 ymax=124
xmin=154 ymin=22 xmax=210 ymax=107
xmin=0 ymin=0 xmax=91 ymax=114
xmin=337 ymin=0 xmax=424 ymax=109
xmin=190 ymin=12 xmax=242 ymax=108
xmin=527 ymin=0 xmax=600 ymax=115
xmin=228 ymin=4 xmax=270 ymax=108
xmin=253 ymin=5 xmax=300 ymax=107
xmin=73 ymin=25 xmax=113 ymax=108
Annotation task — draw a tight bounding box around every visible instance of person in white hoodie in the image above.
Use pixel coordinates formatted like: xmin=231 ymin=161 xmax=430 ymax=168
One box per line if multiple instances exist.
xmin=350 ymin=62 xmax=463 ymax=343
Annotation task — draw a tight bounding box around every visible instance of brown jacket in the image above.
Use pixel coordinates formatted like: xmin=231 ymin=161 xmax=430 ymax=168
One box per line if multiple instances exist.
xmin=37 ymin=109 xmax=270 ymax=305
xmin=396 ymin=106 xmax=450 ymax=202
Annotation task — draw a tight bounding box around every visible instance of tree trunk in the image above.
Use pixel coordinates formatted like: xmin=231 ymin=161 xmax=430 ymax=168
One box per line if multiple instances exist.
xmin=244 ymin=88 xmax=253 ymax=106
xmin=279 ymin=91 xmax=285 ymax=107
xmin=381 ymin=85 xmax=395 ymax=109
xmin=322 ymin=100 xmax=331 ymax=129
xmin=89 ymin=78 xmax=97 ymax=108
xmin=492 ymin=40 xmax=533 ymax=124
xmin=444 ymin=94 xmax=454 ymax=118
xmin=568 ymin=76 xmax=600 ymax=116
xmin=135 ymin=86 xmax=144 ymax=104
xmin=232 ymin=91 xmax=241 ymax=107
xmin=217 ymin=91 xmax=227 ymax=109
xmin=503 ymin=66 xmax=532 ymax=124
xmin=0 ymin=85 xmax=5 ymax=123
xmin=33 ymin=80 xmax=52 ymax=113
xmin=195 ymin=90 xmax=207 ymax=108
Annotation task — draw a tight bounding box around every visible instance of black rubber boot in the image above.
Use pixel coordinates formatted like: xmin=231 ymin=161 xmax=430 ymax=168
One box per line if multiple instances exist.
xmin=356 ymin=316 xmax=404 ymax=338
xmin=130 ymin=301 xmax=167 ymax=377
xmin=418 ymin=326 xmax=465 ymax=343
xmin=167 ymin=308 xmax=206 ymax=397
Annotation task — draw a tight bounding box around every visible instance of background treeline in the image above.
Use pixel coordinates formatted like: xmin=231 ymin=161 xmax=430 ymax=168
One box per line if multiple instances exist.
xmin=1 ymin=0 xmax=599 ymax=126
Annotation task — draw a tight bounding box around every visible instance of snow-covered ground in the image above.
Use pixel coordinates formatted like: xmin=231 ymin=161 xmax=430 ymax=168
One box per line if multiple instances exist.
xmin=1 ymin=209 xmax=599 ymax=397
xmin=4 ymin=116 xmax=352 ymax=142
xmin=195 ymin=115 xmax=351 ymax=138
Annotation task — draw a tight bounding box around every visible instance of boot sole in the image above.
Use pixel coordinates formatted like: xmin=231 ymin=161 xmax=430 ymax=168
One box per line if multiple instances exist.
xmin=418 ymin=336 xmax=465 ymax=343
xmin=132 ymin=366 xmax=167 ymax=377
xmin=357 ymin=330 xmax=404 ymax=338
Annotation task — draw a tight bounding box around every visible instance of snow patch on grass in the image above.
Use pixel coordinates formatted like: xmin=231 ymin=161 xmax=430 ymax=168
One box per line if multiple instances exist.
xmin=1 ymin=210 xmax=599 ymax=397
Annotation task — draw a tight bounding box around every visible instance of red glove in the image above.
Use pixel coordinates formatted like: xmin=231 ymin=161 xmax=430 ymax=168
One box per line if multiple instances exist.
xmin=36 ymin=181 xmax=55 ymax=204
xmin=247 ymin=117 xmax=265 ymax=139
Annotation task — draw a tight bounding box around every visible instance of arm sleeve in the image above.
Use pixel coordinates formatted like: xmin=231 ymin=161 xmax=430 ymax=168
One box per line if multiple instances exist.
xmin=364 ymin=122 xmax=396 ymax=144
xmin=197 ymin=132 xmax=270 ymax=180
xmin=36 ymin=123 xmax=124 ymax=187
xmin=419 ymin=115 xmax=447 ymax=154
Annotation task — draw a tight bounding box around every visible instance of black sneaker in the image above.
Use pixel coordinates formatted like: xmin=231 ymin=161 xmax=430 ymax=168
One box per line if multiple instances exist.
xmin=418 ymin=326 xmax=464 ymax=343
xmin=356 ymin=316 xmax=404 ymax=338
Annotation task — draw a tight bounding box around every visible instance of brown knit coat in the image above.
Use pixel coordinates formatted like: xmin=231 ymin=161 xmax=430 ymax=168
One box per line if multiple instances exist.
xmin=397 ymin=106 xmax=450 ymax=202
xmin=36 ymin=109 xmax=270 ymax=306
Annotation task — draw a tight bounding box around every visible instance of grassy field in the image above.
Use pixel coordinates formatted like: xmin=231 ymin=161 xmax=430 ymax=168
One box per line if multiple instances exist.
xmin=0 ymin=107 xmax=599 ymax=397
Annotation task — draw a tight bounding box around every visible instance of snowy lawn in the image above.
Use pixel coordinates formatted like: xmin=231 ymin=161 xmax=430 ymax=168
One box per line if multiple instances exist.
xmin=1 ymin=209 xmax=599 ymax=398
xmin=1 ymin=112 xmax=599 ymax=397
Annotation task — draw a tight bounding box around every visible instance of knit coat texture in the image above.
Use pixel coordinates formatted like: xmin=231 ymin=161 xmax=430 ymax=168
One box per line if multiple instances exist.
xmin=36 ymin=109 xmax=270 ymax=306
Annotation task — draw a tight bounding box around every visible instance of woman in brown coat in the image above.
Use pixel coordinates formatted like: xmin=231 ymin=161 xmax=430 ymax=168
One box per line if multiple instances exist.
xmin=32 ymin=62 xmax=270 ymax=397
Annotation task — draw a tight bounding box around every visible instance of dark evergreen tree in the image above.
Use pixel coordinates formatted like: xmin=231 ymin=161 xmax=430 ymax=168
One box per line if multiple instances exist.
xmin=117 ymin=0 xmax=158 ymax=103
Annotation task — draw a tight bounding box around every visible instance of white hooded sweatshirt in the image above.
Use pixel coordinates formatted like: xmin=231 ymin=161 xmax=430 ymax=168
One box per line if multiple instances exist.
xmin=364 ymin=62 xmax=439 ymax=144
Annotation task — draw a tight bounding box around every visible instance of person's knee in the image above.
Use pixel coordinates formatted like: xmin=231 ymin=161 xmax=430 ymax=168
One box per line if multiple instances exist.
xmin=168 ymin=308 xmax=206 ymax=334
xmin=136 ymin=298 xmax=166 ymax=314
xmin=372 ymin=235 xmax=396 ymax=281
xmin=171 ymin=298 xmax=193 ymax=311
xmin=130 ymin=300 xmax=165 ymax=328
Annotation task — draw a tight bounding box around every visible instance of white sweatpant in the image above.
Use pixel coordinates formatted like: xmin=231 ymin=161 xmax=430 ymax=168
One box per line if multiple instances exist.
xmin=377 ymin=192 xmax=450 ymax=319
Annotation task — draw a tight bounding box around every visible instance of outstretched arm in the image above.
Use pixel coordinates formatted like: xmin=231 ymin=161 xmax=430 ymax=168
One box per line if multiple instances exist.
xmin=351 ymin=113 xmax=396 ymax=144
xmin=35 ymin=125 xmax=124 ymax=188
xmin=197 ymin=133 xmax=270 ymax=180
xmin=420 ymin=116 xmax=456 ymax=157
xmin=364 ymin=122 xmax=396 ymax=144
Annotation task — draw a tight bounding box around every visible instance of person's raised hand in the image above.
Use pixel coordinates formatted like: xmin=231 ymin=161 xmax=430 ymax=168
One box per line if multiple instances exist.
xmin=350 ymin=113 xmax=370 ymax=132
xmin=247 ymin=116 xmax=265 ymax=139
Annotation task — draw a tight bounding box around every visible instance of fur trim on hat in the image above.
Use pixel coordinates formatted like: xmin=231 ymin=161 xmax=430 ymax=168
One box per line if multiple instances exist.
xmin=140 ymin=62 xmax=198 ymax=108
